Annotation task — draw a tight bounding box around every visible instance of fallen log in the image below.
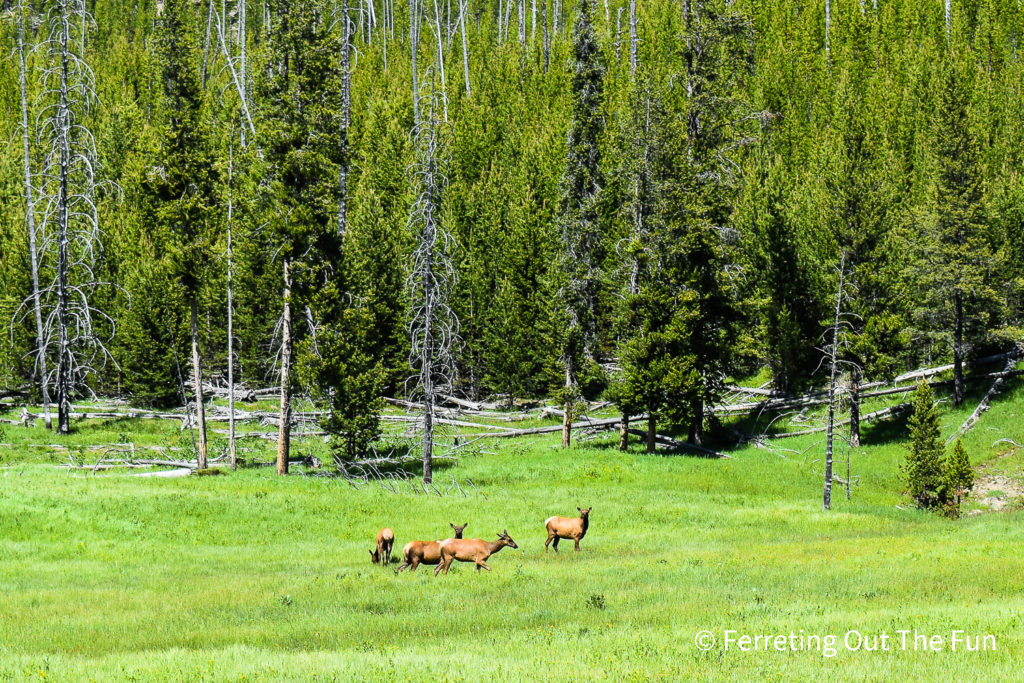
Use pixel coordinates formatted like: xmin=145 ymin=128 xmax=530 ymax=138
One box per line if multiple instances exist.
xmin=945 ymin=353 xmax=1018 ymax=444
xmin=755 ymin=403 xmax=912 ymax=441
xmin=472 ymin=414 xmax=648 ymax=438
xmin=624 ymin=428 xmax=731 ymax=458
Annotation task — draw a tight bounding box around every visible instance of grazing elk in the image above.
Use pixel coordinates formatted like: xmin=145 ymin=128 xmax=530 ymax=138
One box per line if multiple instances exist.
xmin=544 ymin=506 xmax=591 ymax=552
xmin=396 ymin=522 xmax=467 ymax=572
xmin=434 ymin=530 xmax=519 ymax=575
xmin=370 ymin=527 xmax=395 ymax=565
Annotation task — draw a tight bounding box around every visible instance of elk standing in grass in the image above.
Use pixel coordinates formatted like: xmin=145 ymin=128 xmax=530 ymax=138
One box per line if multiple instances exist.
xmin=370 ymin=527 xmax=395 ymax=565
xmin=545 ymin=506 xmax=591 ymax=552
xmin=396 ymin=522 xmax=467 ymax=572
xmin=434 ymin=530 xmax=519 ymax=575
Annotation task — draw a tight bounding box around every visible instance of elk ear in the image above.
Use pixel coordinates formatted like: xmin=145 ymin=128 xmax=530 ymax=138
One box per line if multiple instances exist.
xmin=577 ymin=507 xmax=583 ymax=512
xmin=503 ymin=529 xmax=509 ymax=536
xmin=450 ymin=522 xmax=456 ymax=529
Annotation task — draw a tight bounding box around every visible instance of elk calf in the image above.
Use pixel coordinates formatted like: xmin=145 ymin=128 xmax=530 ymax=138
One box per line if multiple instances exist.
xmin=396 ymin=522 xmax=467 ymax=572
xmin=434 ymin=530 xmax=519 ymax=575
xmin=544 ymin=506 xmax=591 ymax=552
xmin=370 ymin=527 xmax=395 ymax=565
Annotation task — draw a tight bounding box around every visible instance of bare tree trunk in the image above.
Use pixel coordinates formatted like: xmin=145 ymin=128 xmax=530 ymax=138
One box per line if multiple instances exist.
xmin=238 ymin=0 xmax=247 ymax=148
xmin=503 ymin=0 xmax=512 ymax=41
xmin=615 ymin=7 xmax=622 ymax=64
xmin=824 ymin=0 xmax=831 ymax=62
xmin=824 ymin=256 xmax=846 ymax=511
xmin=432 ymin=0 xmax=448 ymax=121
xmin=646 ymin=415 xmax=656 ymax=453
xmin=518 ymin=0 xmax=525 ymax=45
xmin=276 ymin=259 xmax=292 ymax=476
xmin=410 ymin=0 xmax=419 ymax=123
xmin=339 ymin=0 xmax=351 ymax=235
xmin=459 ymin=0 xmax=470 ymax=94
xmin=18 ymin=1 xmax=54 ymax=431
xmin=55 ymin=5 xmax=73 ymax=435
xmin=628 ymin=0 xmax=637 ymax=74
xmin=944 ymin=0 xmax=951 ymax=42
xmin=953 ymin=291 xmax=964 ymax=406
xmin=531 ymin=0 xmax=536 ymax=42
xmin=618 ymin=412 xmax=628 ymax=451
xmin=541 ymin=0 xmax=549 ymax=71
xmin=226 ymin=144 xmax=237 ymax=470
xmin=561 ymin=357 xmax=572 ymax=447
xmin=849 ymin=364 xmax=860 ymax=447
xmin=202 ymin=0 xmax=214 ymax=86
xmin=190 ymin=299 xmax=209 ymax=469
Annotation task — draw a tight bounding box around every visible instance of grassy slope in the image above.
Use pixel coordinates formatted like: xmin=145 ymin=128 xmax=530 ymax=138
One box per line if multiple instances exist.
xmin=1 ymin=379 xmax=1023 ymax=680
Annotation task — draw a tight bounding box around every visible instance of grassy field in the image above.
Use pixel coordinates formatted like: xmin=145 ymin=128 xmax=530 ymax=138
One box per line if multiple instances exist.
xmin=2 ymin=375 xmax=1024 ymax=681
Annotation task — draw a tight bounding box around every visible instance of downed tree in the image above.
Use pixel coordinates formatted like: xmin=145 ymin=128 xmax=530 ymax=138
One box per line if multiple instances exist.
xmin=751 ymin=402 xmax=913 ymax=441
xmin=945 ymin=350 xmax=1019 ymax=444
xmin=624 ymin=428 xmax=731 ymax=458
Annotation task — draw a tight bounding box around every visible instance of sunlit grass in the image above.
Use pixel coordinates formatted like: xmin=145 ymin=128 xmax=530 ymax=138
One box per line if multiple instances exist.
xmin=1 ymin=376 xmax=1023 ymax=680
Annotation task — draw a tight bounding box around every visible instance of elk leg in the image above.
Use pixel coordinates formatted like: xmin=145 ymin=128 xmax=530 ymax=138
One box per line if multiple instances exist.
xmin=574 ymin=538 xmax=581 ymax=552
xmin=552 ymin=536 xmax=560 ymax=552
xmin=476 ymin=560 xmax=491 ymax=572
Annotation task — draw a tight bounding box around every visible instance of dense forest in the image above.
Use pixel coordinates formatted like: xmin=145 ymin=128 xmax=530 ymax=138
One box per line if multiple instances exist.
xmin=2 ymin=0 xmax=1022 ymax=463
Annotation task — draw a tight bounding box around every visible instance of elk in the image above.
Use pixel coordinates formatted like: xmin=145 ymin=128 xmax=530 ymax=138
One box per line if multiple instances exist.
xmin=544 ymin=506 xmax=591 ymax=552
xmin=396 ymin=522 xmax=467 ymax=572
xmin=370 ymin=527 xmax=395 ymax=565
xmin=434 ymin=530 xmax=519 ymax=575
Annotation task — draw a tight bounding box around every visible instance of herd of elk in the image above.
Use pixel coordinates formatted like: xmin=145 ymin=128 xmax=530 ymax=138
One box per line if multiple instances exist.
xmin=395 ymin=522 xmax=467 ymax=572
xmin=371 ymin=507 xmax=591 ymax=575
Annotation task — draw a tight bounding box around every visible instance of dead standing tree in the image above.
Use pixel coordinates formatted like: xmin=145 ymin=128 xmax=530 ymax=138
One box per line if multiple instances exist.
xmin=406 ymin=82 xmax=459 ymax=484
xmin=31 ymin=0 xmax=116 ymax=434
xmin=15 ymin=0 xmax=53 ymax=430
xmin=822 ymin=254 xmax=860 ymax=509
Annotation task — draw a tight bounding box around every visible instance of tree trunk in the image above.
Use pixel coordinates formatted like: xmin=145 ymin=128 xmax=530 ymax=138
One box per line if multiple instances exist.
xmin=190 ymin=299 xmax=208 ymax=469
xmin=226 ymin=145 xmax=236 ymax=470
xmin=18 ymin=1 xmax=53 ymax=430
xmin=276 ymin=259 xmax=292 ymax=476
xmin=55 ymin=6 xmax=73 ymax=435
xmin=849 ymin=365 xmax=861 ymax=447
xmin=618 ymin=412 xmax=628 ymax=451
xmin=953 ymin=291 xmax=964 ymax=406
xmin=561 ymin=356 xmax=573 ymax=448
xmin=687 ymin=398 xmax=703 ymax=446
xmin=410 ymin=0 xmax=419 ymax=123
xmin=646 ymin=415 xmax=656 ymax=453
xmin=339 ymin=0 xmax=351 ymax=236
xmin=459 ymin=0 xmax=470 ymax=94
xmin=541 ymin=0 xmax=549 ymax=71
xmin=628 ymin=0 xmax=637 ymax=74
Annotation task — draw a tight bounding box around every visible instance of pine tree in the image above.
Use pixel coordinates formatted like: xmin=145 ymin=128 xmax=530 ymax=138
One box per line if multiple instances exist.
xmin=909 ymin=53 xmax=1005 ymax=407
xmin=945 ymin=438 xmax=975 ymax=509
xmin=148 ymin=0 xmax=222 ymax=468
xmin=904 ymin=380 xmax=947 ymax=509
xmin=557 ymin=0 xmax=604 ymax=448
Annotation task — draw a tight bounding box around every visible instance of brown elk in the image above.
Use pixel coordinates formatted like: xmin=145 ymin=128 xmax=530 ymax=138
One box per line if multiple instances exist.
xmin=370 ymin=527 xmax=395 ymax=565
xmin=396 ymin=522 xmax=467 ymax=572
xmin=434 ymin=530 xmax=519 ymax=575
xmin=544 ymin=506 xmax=591 ymax=552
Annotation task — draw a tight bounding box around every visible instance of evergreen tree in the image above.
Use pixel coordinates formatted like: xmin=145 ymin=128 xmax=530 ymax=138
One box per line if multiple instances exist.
xmin=146 ymin=0 xmax=222 ymax=467
xmin=945 ymin=437 xmax=975 ymax=510
xmin=903 ymin=380 xmax=947 ymax=509
xmin=909 ymin=53 xmax=1005 ymax=407
xmin=557 ymin=0 xmax=604 ymax=448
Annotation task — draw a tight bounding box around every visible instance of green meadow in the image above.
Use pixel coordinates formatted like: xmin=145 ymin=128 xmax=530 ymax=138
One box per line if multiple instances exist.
xmin=2 ymin=377 xmax=1023 ymax=681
